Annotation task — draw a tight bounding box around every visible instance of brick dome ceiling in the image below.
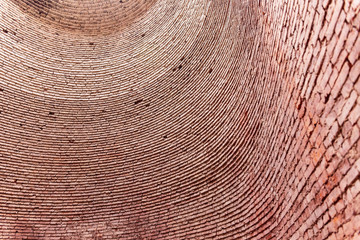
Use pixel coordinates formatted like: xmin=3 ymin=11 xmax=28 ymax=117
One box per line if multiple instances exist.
xmin=0 ymin=0 xmax=360 ymax=239
xmin=10 ymin=0 xmax=157 ymax=34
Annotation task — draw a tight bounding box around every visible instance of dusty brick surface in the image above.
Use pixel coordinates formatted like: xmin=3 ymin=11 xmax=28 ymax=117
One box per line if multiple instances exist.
xmin=0 ymin=0 xmax=359 ymax=239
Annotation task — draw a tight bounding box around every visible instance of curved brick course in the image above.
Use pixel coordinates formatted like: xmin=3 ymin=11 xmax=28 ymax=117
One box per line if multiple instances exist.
xmin=0 ymin=0 xmax=359 ymax=239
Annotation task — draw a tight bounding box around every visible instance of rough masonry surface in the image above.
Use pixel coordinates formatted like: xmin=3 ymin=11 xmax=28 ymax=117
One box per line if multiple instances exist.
xmin=0 ymin=0 xmax=359 ymax=239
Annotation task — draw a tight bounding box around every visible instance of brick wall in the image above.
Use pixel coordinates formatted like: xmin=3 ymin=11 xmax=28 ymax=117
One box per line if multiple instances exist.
xmin=0 ymin=0 xmax=359 ymax=239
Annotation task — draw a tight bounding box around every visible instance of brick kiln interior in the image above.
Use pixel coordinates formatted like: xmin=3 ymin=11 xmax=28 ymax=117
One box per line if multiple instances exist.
xmin=0 ymin=0 xmax=360 ymax=239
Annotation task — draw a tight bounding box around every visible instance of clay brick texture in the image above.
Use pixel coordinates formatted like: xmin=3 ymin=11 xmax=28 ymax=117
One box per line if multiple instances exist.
xmin=0 ymin=0 xmax=359 ymax=239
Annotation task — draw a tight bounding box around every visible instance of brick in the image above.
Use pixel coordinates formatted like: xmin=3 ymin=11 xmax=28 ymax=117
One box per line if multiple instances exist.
xmin=346 ymin=2 xmax=358 ymax=23
xmin=325 ymin=0 xmax=344 ymax=40
xmin=345 ymin=27 xmax=359 ymax=53
xmin=319 ymin=64 xmax=333 ymax=90
xmin=340 ymin=159 xmax=351 ymax=175
xmin=331 ymin=62 xmax=350 ymax=99
xmin=335 ymin=199 xmax=345 ymax=212
xmin=343 ymin=220 xmax=354 ymax=236
xmin=335 ymin=49 xmax=350 ymax=71
xmin=348 ymin=36 xmax=360 ymax=64
xmin=327 ymin=34 xmax=339 ymax=61
xmin=354 ymin=215 xmax=360 ymax=229
xmin=349 ymin=59 xmax=360 ymax=83
xmin=335 ymin=11 xmax=346 ymax=36
xmin=349 ymin=104 xmax=360 ymax=124
xmin=344 ymin=202 xmax=354 ymax=220
xmin=337 ymin=226 xmax=344 ymax=239
xmin=341 ymin=79 xmax=354 ymax=99
xmin=355 ymin=79 xmax=360 ymax=93
xmin=340 ymin=167 xmax=359 ymax=191
xmin=338 ymin=90 xmax=358 ymax=125
xmin=332 ymin=23 xmax=350 ymax=64
xmin=328 ymin=233 xmax=337 ymax=240
xmin=351 ymin=125 xmax=360 ymax=145
xmin=355 ymin=158 xmax=360 ymax=172
xmin=328 ymin=188 xmax=341 ymax=207
xmin=324 ymin=120 xmax=339 ymax=147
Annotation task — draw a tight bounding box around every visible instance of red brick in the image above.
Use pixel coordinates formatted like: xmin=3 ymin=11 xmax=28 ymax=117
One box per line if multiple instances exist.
xmin=331 ymin=62 xmax=350 ymax=98
xmin=332 ymin=23 xmax=350 ymax=64
xmin=348 ymin=36 xmax=360 ymax=64
xmin=338 ymin=90 xmax=358 ymax=125
xmin=349 ymin=59 xmax=360 ymax=83
xmin=325 ymin=0 xmax=344 ymax=40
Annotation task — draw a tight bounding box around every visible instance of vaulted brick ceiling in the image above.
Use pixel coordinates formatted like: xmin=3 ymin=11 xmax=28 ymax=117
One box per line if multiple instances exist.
xmin=0 ymin=0 xmax=360 ymax=239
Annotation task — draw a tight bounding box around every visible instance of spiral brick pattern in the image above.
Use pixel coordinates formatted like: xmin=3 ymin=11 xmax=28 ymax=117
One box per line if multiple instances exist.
xmin=0 ymin=0 xmax=359 ymax=239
